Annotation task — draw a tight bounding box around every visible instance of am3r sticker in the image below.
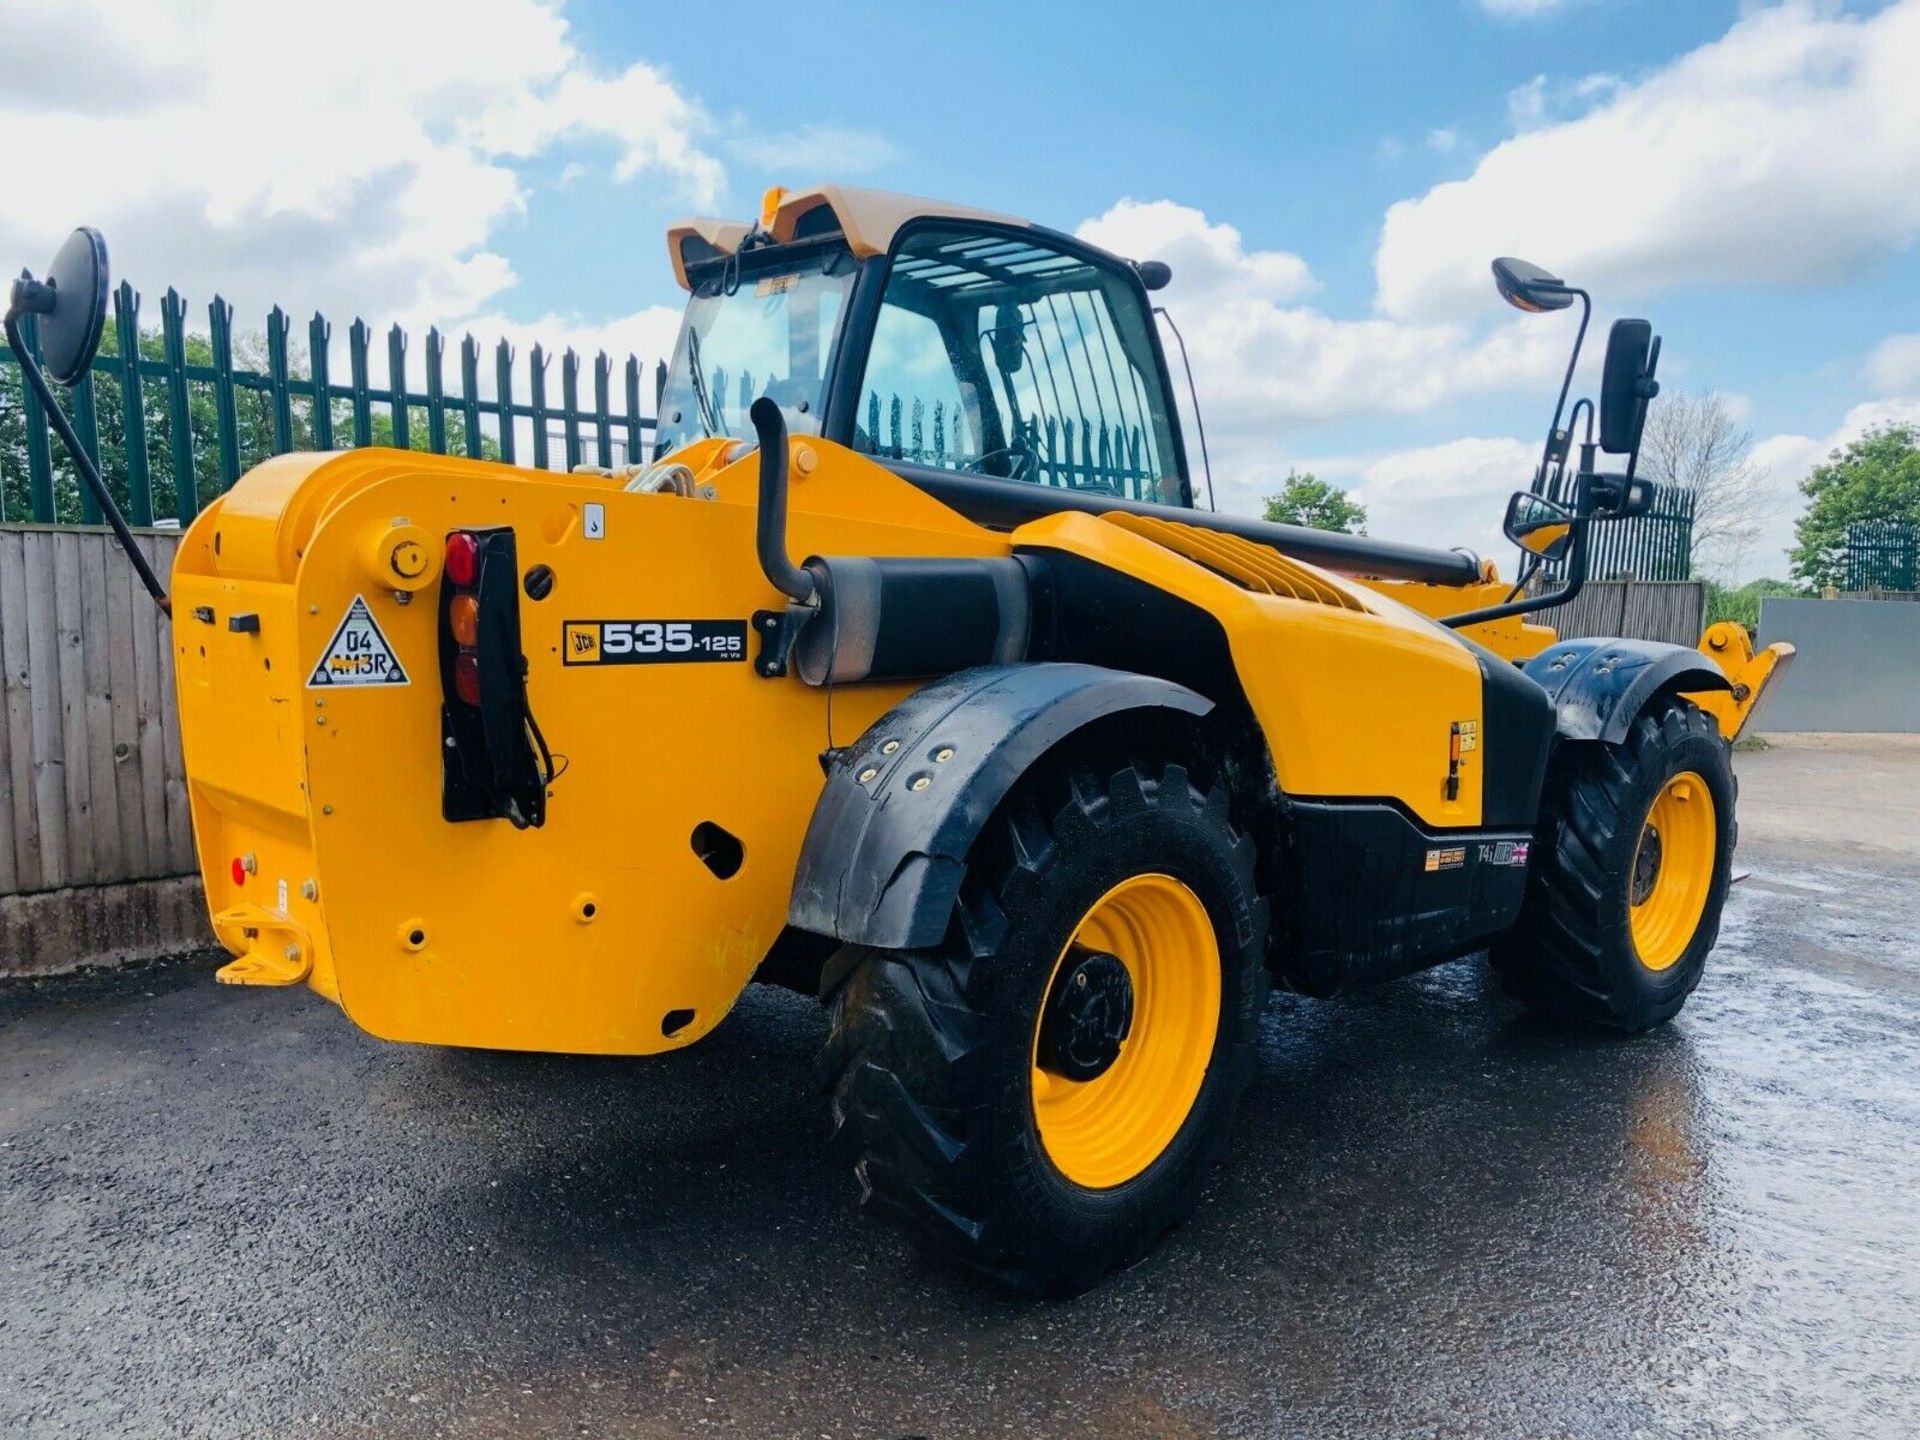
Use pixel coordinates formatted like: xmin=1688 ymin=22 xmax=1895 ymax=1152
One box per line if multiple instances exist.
xmin=563 ymin=619 xmax=748 ymax=665
xmin=308 ymin=595 xmax=409 ymax=687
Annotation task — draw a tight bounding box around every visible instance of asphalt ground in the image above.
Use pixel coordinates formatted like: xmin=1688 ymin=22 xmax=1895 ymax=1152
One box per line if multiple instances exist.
xmin=3 ymin=735 xmax=1917 ymax=1438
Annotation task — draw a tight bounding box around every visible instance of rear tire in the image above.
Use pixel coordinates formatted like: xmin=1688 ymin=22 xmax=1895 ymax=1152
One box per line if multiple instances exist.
xmin=820 ymin=757 xmax=1269 ymax=1295
xmin=1492 ymin=696 xmax=1735 ymax=1031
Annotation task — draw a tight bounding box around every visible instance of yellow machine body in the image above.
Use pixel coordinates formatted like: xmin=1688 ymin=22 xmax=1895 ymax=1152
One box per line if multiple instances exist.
xmin=172 ymin=434 xmax=1763 ymax=1057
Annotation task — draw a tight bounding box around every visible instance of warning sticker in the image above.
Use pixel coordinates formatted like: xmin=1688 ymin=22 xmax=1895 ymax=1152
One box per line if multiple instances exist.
xmin=308 ymin=595 xmax=409 ymax=687
xmin=1423 ymin=846 xmax=1467 ymax=874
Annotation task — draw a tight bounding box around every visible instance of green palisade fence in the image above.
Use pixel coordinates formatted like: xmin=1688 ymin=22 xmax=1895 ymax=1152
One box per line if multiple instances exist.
xmin=1843 ymin=518 xmax=1917 ymax=593
xmin=0 ymin=281 xmax=666 ymax=526
xmin=1544 ymin=479 xmax=1697 ymax=584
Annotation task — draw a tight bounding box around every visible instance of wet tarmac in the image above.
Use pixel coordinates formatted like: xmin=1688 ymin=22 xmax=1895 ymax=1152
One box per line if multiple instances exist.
xmin=4 ymin=768 xmax=1919 ymax=1435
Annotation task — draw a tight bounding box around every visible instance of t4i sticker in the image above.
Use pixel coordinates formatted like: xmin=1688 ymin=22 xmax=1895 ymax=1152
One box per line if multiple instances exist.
xmin=308 ymin=595 xmax=409 ymax=687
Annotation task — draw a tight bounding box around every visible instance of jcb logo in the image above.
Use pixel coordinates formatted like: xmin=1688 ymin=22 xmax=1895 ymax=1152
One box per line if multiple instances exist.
xmin=561 ymin=619 xmax=747 ymax=667
xmin=563 ymin=623 xmax=602 ymax=663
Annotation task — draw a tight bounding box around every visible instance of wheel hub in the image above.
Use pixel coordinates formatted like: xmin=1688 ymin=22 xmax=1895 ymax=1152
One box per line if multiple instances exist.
xmin=1632 ymin=822 xmax=1664 ymax=906
xmin=1037 ymin=946 xmax=1134 ymax=1081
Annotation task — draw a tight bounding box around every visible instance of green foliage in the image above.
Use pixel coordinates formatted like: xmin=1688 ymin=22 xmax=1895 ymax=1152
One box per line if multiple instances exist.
xmin=1262 ymin=469 xmax=1368 ymax=534
xmin=1789 ymin=424 xmax=1920 ymax=590
xmin=1705 ymin=576 xmax=1803 ymax=631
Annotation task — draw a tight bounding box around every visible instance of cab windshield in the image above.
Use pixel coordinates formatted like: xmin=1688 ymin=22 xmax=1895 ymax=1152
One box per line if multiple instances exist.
xmin=654 ymin=248 xmax=856 ymax=458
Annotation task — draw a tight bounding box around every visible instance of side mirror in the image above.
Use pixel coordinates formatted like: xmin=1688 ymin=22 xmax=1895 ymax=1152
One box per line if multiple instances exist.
xmin=990 ymin=303 xmax=1026 ymax=374
xmin=1504 ymin=490 xmax=1575 ymax=561
xmin=1491 ymin=256 xmax=1574 ymax=314
xmin=1134 ymin=260 xmax=1172 ymax=291
xmin=9 ymin=227 xmax=110 ymax=385
xmin=1599 ymin=318 xmax=1658 ymax=454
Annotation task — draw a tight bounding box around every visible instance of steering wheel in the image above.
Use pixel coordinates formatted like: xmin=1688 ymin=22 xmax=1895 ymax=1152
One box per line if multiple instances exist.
xmin=960 ymin=445 xmax=1037 ymax=481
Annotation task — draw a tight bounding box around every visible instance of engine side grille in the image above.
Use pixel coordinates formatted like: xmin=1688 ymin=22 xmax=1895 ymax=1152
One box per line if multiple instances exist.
xmin=1104 ymin=513 xmax=1367 ymax=611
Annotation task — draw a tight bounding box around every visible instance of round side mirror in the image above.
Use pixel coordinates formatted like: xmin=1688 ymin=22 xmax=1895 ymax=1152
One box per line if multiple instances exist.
xmin=36 ymin=228 xmax=111 ymax=385
xmin=1504 ymin=489 xmax=1575 ymax=562
xmin=1491 ymin=256 xmax=1574 ymax=314
xmin=1134 ymin=260 xmax=1173 ymax=292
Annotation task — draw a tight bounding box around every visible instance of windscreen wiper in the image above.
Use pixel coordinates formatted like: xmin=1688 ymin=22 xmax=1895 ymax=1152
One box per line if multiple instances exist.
xmin=685 ymin=327 xmax=722 ymax=439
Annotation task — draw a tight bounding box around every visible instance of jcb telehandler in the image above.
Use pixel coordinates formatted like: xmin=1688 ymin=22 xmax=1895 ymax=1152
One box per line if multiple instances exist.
xmin=9 ymin=189 xmax=1790 ymax=1293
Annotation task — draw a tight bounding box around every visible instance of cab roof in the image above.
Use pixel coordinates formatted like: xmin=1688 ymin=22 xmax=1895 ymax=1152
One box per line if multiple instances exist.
xmin=665 ymin=184 xmax=1030 ymax=290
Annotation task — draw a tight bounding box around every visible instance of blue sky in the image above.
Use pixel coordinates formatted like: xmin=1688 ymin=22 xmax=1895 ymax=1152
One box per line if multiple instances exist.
xmin=8 ymin=0 xmax=1919 ymax=578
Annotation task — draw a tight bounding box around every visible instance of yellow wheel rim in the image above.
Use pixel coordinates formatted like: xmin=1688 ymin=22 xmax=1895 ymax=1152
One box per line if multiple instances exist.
xmin=1030 ymin=873 xmax=1221 ymax=1190
xmin=1628 ymin=771 xmax=1717 ymax=972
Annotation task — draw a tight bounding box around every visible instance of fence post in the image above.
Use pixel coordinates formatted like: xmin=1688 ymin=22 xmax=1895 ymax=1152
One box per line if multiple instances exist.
xmin=593 ymin=352 xmax=612 ymax=468
xmin=16 ymin=314 xmax=56 ymax=522
xmin=209 ymin=296 xmax=241 ymax=491
xmin=494 ymin=339 xmax=516 ymax=465
xmin=561 ymin=349 xmax=582 ymax=471
xmin=266 ymin=307 xmax=293 ymax=455
xmin=113 ymin=284 xmax=153 ymax=525
xmin=529 ymin=345 xmax=550 ymax=471
xmin=161 ymin=289 xmax=197 ymax=525
xmin=348 ymin=319 xmax=372 ymax=448
xmin=424 ymin=328 xmax=446 ymax=454
xmin=625 ymin=357 xmax=643 ymax=467
xmin=460 ymin=335 xmax=482 ymax=459
xmin=387 ymin=324 xmax=410 ymax=452
xmin=309 ymin=313 xmax=333 ymax=450
xmin=72 ymin=360 xmax=103 ymax=525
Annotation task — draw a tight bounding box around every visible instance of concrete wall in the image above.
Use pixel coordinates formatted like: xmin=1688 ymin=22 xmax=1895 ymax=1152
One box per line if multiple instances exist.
xmin=1758 ymin=598 xmax=1920 ymax=734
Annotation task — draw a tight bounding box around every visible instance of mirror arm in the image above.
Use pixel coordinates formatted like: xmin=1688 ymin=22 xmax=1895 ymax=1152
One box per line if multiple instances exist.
xmin=2 ymin=305 xmax=170 ymax=615
xmin=1441 ymin=508 xmax=1591 ymax=631
xmin=1533 ymin=288 xmax=1591 ymax=496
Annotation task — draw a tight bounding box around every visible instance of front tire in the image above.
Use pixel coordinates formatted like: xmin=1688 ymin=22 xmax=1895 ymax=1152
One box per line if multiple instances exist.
xmin=1492 ymin=697 xmax=1735 ymax=1031
xmin=820 ymin=757 xmax=1269 ymax=1295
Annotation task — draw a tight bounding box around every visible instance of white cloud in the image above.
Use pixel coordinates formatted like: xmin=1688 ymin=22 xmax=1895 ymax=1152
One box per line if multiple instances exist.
xmin=1075 ymin=199 xmax=1566 ymax=515
xmin=0 ymin=0 xmax=724 ymax=334
xmin=1864 ymin=333 xmax=1920 ymax=395
xmin=1301 ymin=437 xmax=1540 ymax=571
xmin=1378 ymin=0 xmax=1920 ymax=322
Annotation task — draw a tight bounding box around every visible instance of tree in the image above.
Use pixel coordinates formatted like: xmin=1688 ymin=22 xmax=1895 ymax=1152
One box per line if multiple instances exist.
xmin=1789 ymin=423 xmax=1920 ymax=591
xmin=1705 ymin=577 xmax=1804 ymax=631
xmin=1263 ymin=469 xmax=1367 ymax=534
xmin=1636 ymin=390 xmax=1761 ymax=579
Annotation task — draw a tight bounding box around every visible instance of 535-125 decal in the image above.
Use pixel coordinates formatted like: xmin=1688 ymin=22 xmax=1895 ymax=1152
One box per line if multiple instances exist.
xmin=563 ymin=619 xmax=748 ymax=666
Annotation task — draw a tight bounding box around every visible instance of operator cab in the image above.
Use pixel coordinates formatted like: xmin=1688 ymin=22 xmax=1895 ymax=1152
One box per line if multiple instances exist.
xmin=659 ymin=185 xmax=1194 ymax=508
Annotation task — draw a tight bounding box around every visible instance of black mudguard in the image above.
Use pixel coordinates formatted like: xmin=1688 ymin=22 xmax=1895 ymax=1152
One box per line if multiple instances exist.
xmin=788 ymin=662 xmax=1213 ymax=950
xmin=1524 ymin=637 xmax=1730 ymax=744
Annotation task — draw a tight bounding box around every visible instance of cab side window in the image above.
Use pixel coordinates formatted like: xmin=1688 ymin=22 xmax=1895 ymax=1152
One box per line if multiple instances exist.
xmin=853 ymin=225 xmax=1185 ymax=505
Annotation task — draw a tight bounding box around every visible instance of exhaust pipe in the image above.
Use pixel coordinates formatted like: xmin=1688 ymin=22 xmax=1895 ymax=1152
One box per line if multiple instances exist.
xmin=749 ymin=397 xmax=817 ymax=606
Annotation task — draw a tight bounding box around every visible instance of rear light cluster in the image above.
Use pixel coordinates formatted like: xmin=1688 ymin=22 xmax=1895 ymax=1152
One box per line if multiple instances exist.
xmin=444 ymin=531 xmax=484 ymax=706
xmin=438 ymin=524 xmax=551 ymax=828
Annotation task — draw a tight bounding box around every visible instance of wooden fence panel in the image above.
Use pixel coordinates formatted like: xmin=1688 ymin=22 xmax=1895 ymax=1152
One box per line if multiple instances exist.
xmin=1 ymin=525 xmax=184 ymax=896
xmin=1528 ymin=578 xmax=1707 ymax=648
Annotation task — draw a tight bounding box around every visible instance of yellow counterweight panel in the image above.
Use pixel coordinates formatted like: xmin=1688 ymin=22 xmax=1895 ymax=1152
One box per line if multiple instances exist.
xmin=172 ymin=443 xmax=1004 ymax=1056
xmin=1011 ymin=512 xmax=1489 ymax=829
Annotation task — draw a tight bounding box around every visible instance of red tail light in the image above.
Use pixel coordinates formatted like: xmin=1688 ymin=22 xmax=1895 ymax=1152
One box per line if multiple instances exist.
xmin=445 ymin=531 xmax=479 ymax=587
xmin=453 ymin=651 xmax=480 ymax=706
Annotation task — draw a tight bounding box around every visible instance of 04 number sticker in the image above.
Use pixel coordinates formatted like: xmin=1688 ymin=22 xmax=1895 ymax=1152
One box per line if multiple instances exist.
xmin=563 ymin=619 xmax=747 ymax=666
